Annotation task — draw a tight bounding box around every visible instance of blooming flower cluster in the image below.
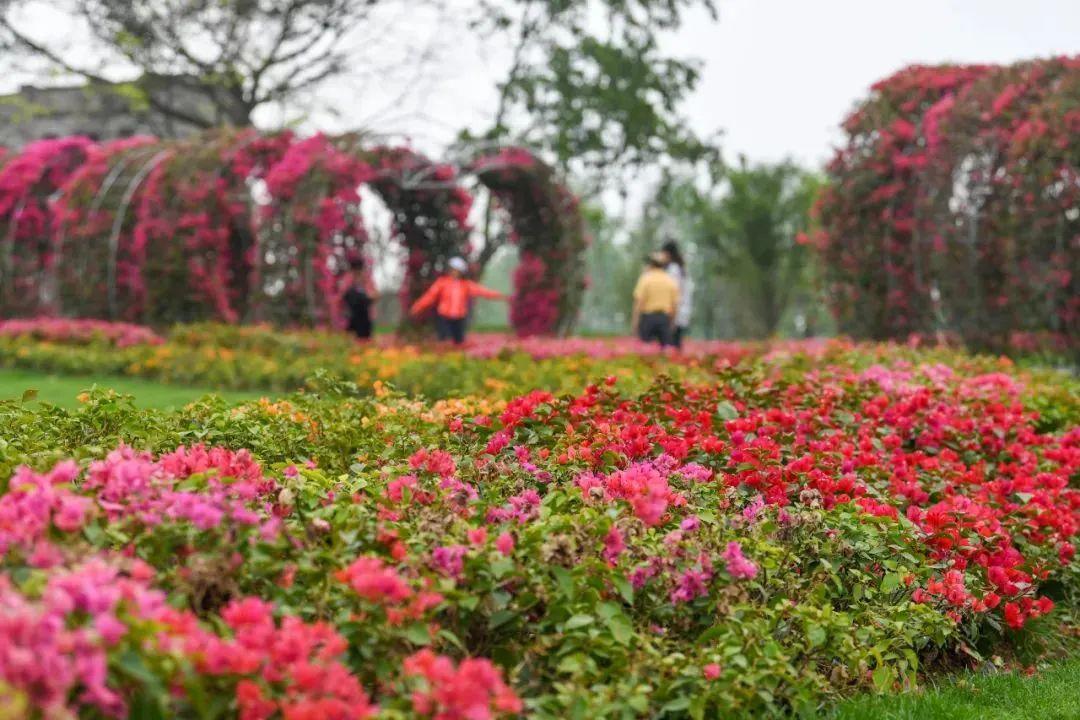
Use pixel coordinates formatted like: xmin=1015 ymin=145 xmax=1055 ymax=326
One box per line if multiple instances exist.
xmin=0 ymin=341 xmax=1076 ymax=716
xmin=0 ymin=317 xmax=163 ymax=347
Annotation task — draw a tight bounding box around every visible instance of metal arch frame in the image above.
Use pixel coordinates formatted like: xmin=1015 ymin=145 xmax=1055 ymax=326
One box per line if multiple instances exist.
xmin=106 ymin=150 xmax=173 ymax=318
xmin=358 ymin=139 xmax=545 ymax=192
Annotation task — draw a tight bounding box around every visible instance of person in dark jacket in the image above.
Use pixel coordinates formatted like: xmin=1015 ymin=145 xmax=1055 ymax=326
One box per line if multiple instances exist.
xmin=343 ymin=258 xmax=378 ymax=340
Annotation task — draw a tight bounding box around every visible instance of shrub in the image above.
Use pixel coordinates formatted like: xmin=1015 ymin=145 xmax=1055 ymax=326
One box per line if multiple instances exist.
xmin=0 ymin=344 xmax=1076 ymax=717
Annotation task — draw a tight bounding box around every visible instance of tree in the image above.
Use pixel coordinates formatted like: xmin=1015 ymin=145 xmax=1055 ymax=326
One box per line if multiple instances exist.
xmin=468 ymin=0 xmax=717 ymax=179
xmin=0 ymin=0 xmax=386 ymax=128
xmin=662 ymin=159 xmax=823 ymax=338
xmin=577 ymin=204 xmax=651 ymax=334
xmin=460 ymin=0 xmax=719 ymax=273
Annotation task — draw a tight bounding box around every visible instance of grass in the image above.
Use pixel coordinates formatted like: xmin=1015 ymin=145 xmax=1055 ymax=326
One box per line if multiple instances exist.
xmin=830 ymin=659 xmax=1080 ymax=720
xmin=0 ymin=368 xmax=265 ymax=410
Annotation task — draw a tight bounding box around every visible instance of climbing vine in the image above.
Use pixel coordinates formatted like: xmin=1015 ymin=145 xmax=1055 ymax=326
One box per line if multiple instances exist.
xmin=473 ymin=148 xmax=587 ymax=336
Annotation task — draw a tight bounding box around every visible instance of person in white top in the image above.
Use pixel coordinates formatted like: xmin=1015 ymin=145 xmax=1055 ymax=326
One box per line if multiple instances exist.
xmin=661 ymin=240 xmax=693 ymax=350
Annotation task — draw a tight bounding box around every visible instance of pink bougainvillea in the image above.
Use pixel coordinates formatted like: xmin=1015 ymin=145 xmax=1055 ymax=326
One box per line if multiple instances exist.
xmin=0 ymin=136 xmax=95 ymax=317
xmin=473 ymin=148 xmax=588 ymax=336
xmin=0 ymin=131 xmax=584 ymax=335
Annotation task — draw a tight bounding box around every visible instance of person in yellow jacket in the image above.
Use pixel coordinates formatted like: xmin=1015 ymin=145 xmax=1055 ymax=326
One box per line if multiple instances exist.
xmin=631 ymin=252 xmax=679 ymax=347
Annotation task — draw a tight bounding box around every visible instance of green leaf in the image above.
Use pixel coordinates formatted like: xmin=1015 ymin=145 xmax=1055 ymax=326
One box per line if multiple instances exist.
xmin=614 ymin=575 xmax=634 ymax=604
xmin=488 ymin=556 xmax=515 ymax=579
xmin=607 ymin=613 xmax=633 ymax=645
xmin=404 ymin=623 xmax=431 ymax=645
xmin=565 ymin=614 xmax=595 ymax=630
xmin=661 ymin=697 xmax=691 ymax=713
xmin=437 ymin=628 xmax=467 ymax=652
xmin=715 ymin=401 xmax=738 ymax=420
xmin=872 ymin=665 xmax=892 ymax=692
xmin=488 ymin=610 xmax=517 ymax=630
xmin=557 ymin=653 xmax=587 ymax=675
xmin=881 ymin=572 xmax=900 ymax=593
xmin=597 ymin=601 xmax=621 ymax=620
xmin=806 ymin=624 xmax=827 ymax=648
xmin=552 ymin=566 xmax=576 ymax=599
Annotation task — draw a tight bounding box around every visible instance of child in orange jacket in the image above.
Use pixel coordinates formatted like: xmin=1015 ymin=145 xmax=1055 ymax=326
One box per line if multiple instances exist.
xmin=409 ymin=257 xmax=506 ymax=344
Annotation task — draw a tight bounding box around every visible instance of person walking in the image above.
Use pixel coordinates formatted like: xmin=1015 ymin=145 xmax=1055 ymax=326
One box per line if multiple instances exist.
xmin=409 ymin=256 xmax=506 ymax=345
xmin=343 ymin=258 xmax=378 ymax=340
xmin=632 ymin=252 xmax=679 ymax=347
xmin=661 ymin=240 xmax=693 ymax=349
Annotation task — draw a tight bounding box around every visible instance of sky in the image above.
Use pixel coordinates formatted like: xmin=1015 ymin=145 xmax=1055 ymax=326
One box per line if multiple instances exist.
xmin=294 ymin=0 xmax=1080 ymax=171
xmin=5 ymin=0 xmax=1079 ymax=171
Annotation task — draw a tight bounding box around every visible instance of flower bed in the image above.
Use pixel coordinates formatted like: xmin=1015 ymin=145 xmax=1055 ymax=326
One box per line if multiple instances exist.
xmin=0 ymin=318 xmax=164 ymax=347
xmin=0 ymin=319 xmax=839 ymax=397
xmin=0 ymin=344 xmax=1076 ymax=717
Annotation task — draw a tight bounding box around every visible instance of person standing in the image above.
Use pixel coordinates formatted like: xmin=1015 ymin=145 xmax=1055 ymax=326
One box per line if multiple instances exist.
xmin=661 ymin=240 xmax=693 ymax=349
xmin=632 ymin=252 xmax=679 ymax=347
xmin=343 ymin=258 xmax=378 ymax=340
xmin=409 ymin=256 xmax=506 ymax=345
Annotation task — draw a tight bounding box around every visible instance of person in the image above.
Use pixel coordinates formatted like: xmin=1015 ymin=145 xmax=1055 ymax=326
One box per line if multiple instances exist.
xmin=661 ymin=240 xmax=693 ymax=349
xmin=632 ymin=252 xmax=679 ymax=347
xmin=409 ymin=256 xmax=506 ymax=344
xmin=343 ymin=258 xmax=378 ymax=340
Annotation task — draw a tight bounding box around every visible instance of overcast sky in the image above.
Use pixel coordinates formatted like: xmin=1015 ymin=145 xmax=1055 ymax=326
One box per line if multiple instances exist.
xmin=6 ymin=0 xmax=1080 ymax=171
xmin=292 ymin=0 xmax=1080 ymax=171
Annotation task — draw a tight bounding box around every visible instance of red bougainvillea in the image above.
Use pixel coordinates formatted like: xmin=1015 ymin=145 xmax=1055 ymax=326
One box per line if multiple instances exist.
xmin=817 ymin=58 xmax=1079 ymax=355
xmin=473 ymin=148 xmax=588 ymax=336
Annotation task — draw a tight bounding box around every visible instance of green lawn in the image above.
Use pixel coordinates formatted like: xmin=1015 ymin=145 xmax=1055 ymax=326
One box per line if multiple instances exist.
xmin=830 ymin=659 xmax=1080 ymax=720
xmin=0 ymin=368 xmax=265 ymax=410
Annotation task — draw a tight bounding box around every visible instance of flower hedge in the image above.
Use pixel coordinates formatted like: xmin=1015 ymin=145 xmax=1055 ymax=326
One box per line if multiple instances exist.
xmin=0 ymin=132 xmax=585 ymax=336
xmin=0 ymin=343 xmax=1076 ymax=717
xmin=817 ymin=57 xmax=1080 ymax=355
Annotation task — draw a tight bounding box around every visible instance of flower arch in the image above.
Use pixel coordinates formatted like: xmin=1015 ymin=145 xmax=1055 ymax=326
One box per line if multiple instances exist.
xmin=52 ymin=136 xmax=160 ymax=321
xmin=336 ymin=138 xmax=473 ymax=332
xmin=817 ymin=57 xmax=1080 ymax=354
xmin=471 ymin=148 xmax=587 ymax=336
xmin=0 ymin=131 xmax=587 ymax=338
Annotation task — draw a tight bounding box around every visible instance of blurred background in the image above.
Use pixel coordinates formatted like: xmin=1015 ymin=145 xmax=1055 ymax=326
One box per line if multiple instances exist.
xmin=0 ymin=0 xmax=1076 ymax=343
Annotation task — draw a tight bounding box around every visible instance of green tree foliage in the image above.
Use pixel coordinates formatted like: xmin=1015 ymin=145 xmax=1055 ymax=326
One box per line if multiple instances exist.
xmin=660 ymin=159 xmax=826 ymax=338
xmin=2 ymin=0 xmax=719 ymax=167
xmin=465 ymin=0 xmax=719 ymax=186
xmin=0 ymin=0 xmax=377 ymax=127
xmin=577 ymin=205 xmax=652 ymax=333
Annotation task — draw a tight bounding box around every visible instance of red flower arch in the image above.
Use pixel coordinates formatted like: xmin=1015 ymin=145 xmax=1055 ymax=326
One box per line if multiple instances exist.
xmin=817 ymin=57 xmax=1080 ymax=354
xmin=0 ymin=131 xmax=586 ymax=338
xmin=471 ymin=148 xmax=587 ymax=336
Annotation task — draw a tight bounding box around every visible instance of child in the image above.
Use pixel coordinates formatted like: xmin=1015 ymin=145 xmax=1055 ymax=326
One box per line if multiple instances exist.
xmin=409 ymin=257 xmax=506 ymax=344
xmin=343 ymin=258 xmax=378 ymax=340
